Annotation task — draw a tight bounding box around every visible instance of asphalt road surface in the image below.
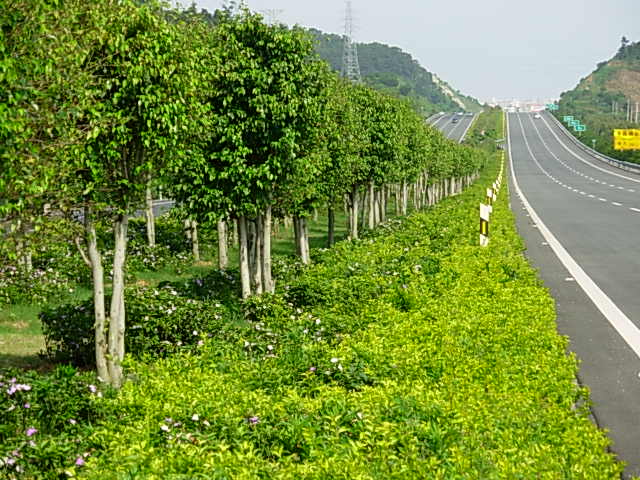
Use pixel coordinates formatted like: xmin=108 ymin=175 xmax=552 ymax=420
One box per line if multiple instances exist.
xmin=429 ymin=113 xmax=476 ymax=143
xmin=508 ymin=110 xmax=640 ymax=478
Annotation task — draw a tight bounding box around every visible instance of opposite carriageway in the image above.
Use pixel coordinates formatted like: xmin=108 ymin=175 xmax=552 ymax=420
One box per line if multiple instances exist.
xmin=428 ymin=112 xmax=476 ymax=143
xmin=508 ymin=110 xmax=640 ymax=478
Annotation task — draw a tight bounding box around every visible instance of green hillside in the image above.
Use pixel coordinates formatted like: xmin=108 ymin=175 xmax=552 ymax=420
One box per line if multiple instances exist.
xmin=555 ymin=37 xmax=640 ymax=163
xmin=308 ymin=29 xmax=482 ymax=116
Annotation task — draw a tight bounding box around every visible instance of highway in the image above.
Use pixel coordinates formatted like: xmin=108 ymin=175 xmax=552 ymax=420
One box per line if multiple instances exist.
xmin=429 ymin=113 xmax=476 ymax=143
xmin=508 ymin=110 xmax=640 ymax=478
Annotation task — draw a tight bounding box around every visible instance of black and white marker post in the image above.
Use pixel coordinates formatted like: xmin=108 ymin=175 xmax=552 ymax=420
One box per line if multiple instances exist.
xmin=480 ymin=153 xmax=504 ymax=247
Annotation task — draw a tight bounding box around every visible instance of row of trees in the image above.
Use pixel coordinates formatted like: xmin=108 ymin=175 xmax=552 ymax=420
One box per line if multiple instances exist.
xmin=1 ymin=0 xmax=484 ymax=387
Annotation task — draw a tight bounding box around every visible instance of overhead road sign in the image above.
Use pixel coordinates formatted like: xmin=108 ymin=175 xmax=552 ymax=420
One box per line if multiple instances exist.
xmin=614 ymin=129 xmax=640 ymax=150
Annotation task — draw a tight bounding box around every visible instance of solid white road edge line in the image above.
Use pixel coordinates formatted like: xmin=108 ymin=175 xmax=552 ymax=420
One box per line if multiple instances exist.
xmin=507 ymin=113 xmax=640 ymax=360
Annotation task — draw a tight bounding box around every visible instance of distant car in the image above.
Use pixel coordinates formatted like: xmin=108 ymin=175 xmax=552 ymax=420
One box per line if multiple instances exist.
xmin=534 ymin=113 xmax=542 ymax=119
xmin=451 ymin=118 xmax=459 ymax=124
xmin=466 ymin=112 xmax=473 ymax=116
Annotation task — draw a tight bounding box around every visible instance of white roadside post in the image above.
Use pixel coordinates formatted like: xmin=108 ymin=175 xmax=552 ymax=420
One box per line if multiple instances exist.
xmin=480 ymin=202 xmax=491 ymax=246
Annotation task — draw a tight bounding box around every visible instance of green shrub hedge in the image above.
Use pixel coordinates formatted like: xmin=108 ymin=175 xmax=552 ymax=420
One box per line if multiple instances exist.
xmin=69 ymin=155 xmax=624 ymax=478
xmin=39 ymin=273 xmax=241 ymax=367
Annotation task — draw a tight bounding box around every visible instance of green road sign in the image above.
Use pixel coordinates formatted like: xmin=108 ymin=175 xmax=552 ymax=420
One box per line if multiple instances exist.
xmin=569 ymin=120 xmax=579 ymax=127
xmin=575 ymin=125 xmax=586 ymax=132
xmin=564 ymin=116 xmax=574 ymax=122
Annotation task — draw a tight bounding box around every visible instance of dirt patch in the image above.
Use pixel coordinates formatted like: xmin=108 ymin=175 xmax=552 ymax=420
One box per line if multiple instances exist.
xmin=606 ymin=69 xmax=640 ymax=104
xmin=10 ymin=321 xmax=29 ymax=330
xmin=195 ymin=261 xmax=213 ymax=267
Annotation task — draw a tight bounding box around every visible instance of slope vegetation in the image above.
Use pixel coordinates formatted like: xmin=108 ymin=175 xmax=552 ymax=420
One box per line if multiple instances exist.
xmin=555 ymin=38 xmax=640 ymax=163
xmin=309 ymin=29 xmax=482 ymax=116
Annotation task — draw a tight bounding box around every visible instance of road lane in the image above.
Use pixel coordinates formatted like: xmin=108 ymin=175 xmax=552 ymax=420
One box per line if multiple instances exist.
xmin=509 ymin=112 xmax=640 ymax=478
xmin=431 ymin=113 xmax=475 ymax=143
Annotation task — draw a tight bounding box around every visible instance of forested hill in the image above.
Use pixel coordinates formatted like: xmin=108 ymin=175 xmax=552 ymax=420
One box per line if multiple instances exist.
xmin=308 ymin=28 xmax=482 ymax=116
xmin=555 ymin=37 xmax=640 ymax=163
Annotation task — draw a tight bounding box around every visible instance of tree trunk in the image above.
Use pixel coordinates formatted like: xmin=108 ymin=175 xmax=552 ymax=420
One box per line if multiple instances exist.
xmin=373 ymin=188 xmax=381 ymax=226
xmin=217 ymin=219 xmax=228 ymax=270
xmin=85 ymin=209 xmax=109 ymax=384
xmin=327 ymin=205 xmax=335 ymax=247
xmin=184 ymin=219 xmax=192 ymax=243
xmin=293 ymin=216 xmax=301 ymax=257
xmin=238 ymin=216 xmax=251 ymax=299
xmin=247 ymin=219 xmax=256 ymax=282
xmin=262 ymin=206 xmax=274 ymax=293
xmin=145 ymin=182 xmax=155 ymax=248
xmin=367 ymin=180 xmax=375 ymax=229
xmin=380 ymin=185 xmax=387 ymax=222
xmin=294 ymin=216 xmax=310 ymax=265
xmin=14 ymin=220 xmax=32 ymax=272
xmin=233 ymin=219 xmax=239 ymax=246
xmin=301 ymin=217 xmax=310 ymax=264
xmin=252 ymin=217 xmax=263 ymax=295
xmin=349 ymin=185 xmax=359 ymax=240
xmin=190 ymin=220 xmax=200 ymax=262
xmin=107 ymin=214 xmax=128 ymax=389
xmin=401 ymin=180 xmax=408 ymax=215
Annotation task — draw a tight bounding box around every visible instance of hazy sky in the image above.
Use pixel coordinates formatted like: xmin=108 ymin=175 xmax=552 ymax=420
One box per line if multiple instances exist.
xmin=184 ymin=0 xmax=640 ymax=102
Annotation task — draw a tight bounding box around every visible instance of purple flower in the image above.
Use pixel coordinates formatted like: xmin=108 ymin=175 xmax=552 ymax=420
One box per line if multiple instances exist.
xmin=88 ymin=385 xmax=97 ymax=394
xmin=160 ymin=424 xmax=170 ymax=432
xmin=309 ymin=366 xmax=317 ymax=372
xmin=26 ymin=427 xmax=37 ymax=437
xmin=68 ymin=419 xmax=77 ymax=425
xmin=6 ymin=457 xmax=15 ymax=466
xmin=248 ymin=416 xmax=259 ymax=425
xmin=23 ymin=403 xmax=30 ymax=409
xmin=75 ymin=457 xmax=85 ymax=466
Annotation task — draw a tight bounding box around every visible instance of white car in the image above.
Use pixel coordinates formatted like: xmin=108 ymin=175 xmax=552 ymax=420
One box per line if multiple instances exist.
xmin=534 ymin=113 xmax=542 ymax=119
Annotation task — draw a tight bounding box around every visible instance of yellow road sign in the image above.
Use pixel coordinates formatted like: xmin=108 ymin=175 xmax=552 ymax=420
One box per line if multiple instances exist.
xmin=614 ymin=129 xmax=640 ymax=150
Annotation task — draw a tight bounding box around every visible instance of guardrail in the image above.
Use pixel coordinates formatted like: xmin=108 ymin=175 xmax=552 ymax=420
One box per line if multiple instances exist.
xmin=546 ymin=112 xmax=640 ymax=174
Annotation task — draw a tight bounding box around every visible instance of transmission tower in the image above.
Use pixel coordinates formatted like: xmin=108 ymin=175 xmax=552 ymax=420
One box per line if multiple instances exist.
xmin=341 ymin=1 xmax=361 ymax=83
xmin=261 ymin=9 xmax=284 ymax=26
